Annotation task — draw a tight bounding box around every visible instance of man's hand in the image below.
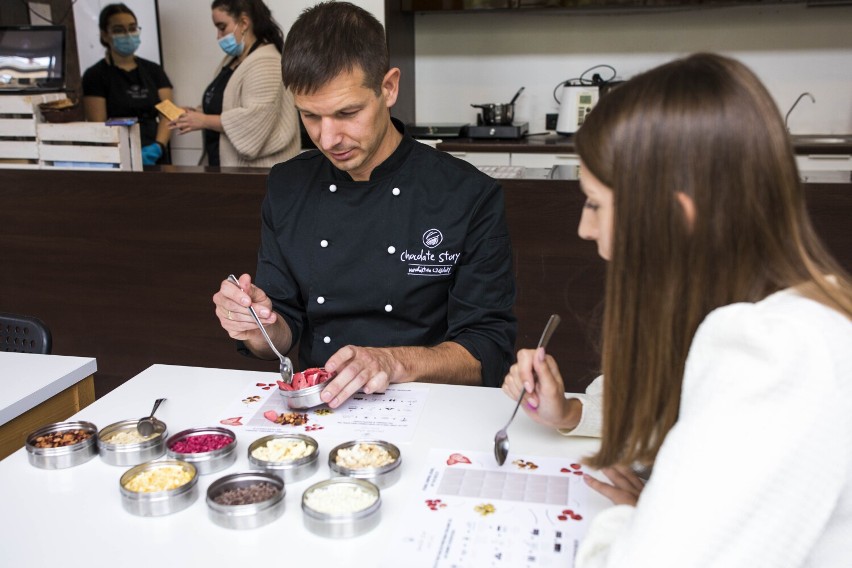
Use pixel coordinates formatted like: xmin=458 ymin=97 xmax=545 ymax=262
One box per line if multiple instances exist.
xmin=502 ymin=347 xmax=581 ymax=430
xmin=584 ymin=465 xmax=645 ymax=506
xmin=212 ymin=273 xmax=288 ymax=357
xmin=320 ymin=346 xmax=403 ymax=409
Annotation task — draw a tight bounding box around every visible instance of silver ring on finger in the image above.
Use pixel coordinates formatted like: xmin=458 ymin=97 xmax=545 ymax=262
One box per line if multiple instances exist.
xmin=227 ymin=310 xmax=232 ymax=320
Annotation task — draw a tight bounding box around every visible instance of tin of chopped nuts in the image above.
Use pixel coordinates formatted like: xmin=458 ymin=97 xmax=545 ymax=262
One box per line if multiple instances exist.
xmin=32 ymin=429 xmax=92 ymax=448
xmin=335 ymin=442 xmax=396 ymax=469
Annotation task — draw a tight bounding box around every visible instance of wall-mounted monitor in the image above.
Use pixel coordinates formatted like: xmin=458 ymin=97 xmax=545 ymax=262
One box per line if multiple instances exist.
xmin=0 ymin=25 xmax=65 ymax=91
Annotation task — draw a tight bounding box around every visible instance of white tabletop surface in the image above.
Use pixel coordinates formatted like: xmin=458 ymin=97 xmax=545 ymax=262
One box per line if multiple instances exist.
xmin=0 ymin=364 xmax=605 ymax=567
xmin=0 ymin=351 xmax=97 ymax=426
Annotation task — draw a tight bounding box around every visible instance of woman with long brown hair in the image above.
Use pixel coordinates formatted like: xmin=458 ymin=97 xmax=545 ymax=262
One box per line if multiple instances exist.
xmin=503 ymin=53 xmax=852 ymax=566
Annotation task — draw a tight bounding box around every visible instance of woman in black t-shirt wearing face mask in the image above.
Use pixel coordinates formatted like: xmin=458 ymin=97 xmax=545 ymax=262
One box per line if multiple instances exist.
xmin=82 ymin=3 xmax=174 ymax=165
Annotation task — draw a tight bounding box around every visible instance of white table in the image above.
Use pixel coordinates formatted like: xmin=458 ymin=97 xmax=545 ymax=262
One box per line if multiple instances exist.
xmin=0 ymin=352 xmax=96 ymax=459
xmin=0 ymin=364 xmax=604 ymax=567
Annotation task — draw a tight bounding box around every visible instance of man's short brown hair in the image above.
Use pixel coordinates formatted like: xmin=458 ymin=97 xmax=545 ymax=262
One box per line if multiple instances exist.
xmin=282 ymin=1 xmax=389 ymax=96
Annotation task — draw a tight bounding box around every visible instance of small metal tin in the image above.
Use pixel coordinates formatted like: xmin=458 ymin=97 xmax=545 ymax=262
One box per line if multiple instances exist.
xmin=119 ymin=459 xmax=198 ymax=517
xmin=278 ymin=382 xmax=325 ymax=409
xmin=206 ymin=471 xmax=286 ymax=530
xmin=247 ymin=434 xmax=319 ymax=482
xmin=328 ymin=440 xmax=402 ymax=489
xmin=97 ymin=419 xmax=167 ymax=466
xmin=25 ymin=421 xmax=98 ymax=469
xmin=166 ymin=427 xmax=237 ymax=475
xmin=302 ymin=478 xmax=381 ymax=538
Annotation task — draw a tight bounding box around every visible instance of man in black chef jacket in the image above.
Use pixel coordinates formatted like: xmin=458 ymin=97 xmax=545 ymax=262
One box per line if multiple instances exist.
xmin=213 ymin=1 xmax=516 ymax=408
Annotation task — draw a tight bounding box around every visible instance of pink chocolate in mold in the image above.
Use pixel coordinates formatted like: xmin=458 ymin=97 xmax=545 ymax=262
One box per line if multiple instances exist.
xmin=278 ymin=368 xmax=333 ymax=391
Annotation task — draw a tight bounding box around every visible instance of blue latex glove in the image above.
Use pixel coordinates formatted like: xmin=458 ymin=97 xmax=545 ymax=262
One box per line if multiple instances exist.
xmin=141 ymin=142 xmax=163 ymax=165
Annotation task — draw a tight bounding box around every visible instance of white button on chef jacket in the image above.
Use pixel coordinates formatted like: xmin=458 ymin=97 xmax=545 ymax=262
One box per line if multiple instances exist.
xmin=385 ymin=304 xmax=393 ymax=312
xmin=323 ymin=336 xmax=331 ymax=344
xmin=320 ymin=239 xmax=328 ymax=248
xmin=329 ymin=184 xmax=337 ymax=192
xmin=392 ymin=187 xmax=400 ymax=196
xmin=317 ymin=296 xmax=325 ymax=304
xmin=387 ymin=246 xmax=396 ymax=254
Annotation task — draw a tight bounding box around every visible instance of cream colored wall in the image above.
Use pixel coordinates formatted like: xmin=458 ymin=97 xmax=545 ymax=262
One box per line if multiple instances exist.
xmin=157 ymin=0 xmax=384 ymax=165
xmin=414 ymin=4 xmax=852 ymax=135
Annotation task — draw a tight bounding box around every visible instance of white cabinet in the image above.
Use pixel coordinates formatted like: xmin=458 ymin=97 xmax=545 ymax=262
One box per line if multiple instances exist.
xmin=796 ymin=154 xmax=851 ymax=172
xmin=510 ymin=153 xmax=580 ymax=169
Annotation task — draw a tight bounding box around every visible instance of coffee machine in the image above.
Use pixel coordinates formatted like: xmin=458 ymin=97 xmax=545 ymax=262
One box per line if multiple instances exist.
xmin=555 ymin=83 xmax=599 ymax=136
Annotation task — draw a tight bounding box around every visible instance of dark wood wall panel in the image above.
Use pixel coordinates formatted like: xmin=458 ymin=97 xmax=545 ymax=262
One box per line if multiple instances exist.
xmin=1 ymin=169 xmax=849 ymax=398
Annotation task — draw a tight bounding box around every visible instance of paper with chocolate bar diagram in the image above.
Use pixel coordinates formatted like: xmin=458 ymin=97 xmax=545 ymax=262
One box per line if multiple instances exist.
xmin=380 ymin=449 xmax=611 ymax=568
xmin=217 ymin=377 xmax=429 ymax=444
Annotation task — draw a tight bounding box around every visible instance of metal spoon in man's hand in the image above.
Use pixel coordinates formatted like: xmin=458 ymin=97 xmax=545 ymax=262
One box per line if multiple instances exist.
xmin=494 ymin=314 xmax=561 ymax=466
xmin=226 ymin=274 xmax=294 ymax=384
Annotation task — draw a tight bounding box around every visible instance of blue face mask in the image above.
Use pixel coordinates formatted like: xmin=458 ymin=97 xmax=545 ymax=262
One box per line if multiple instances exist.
xmin=218 ymin=32 xmax=244 ymax=57
xmin=112 ymin=33 xmax=141 ymax=57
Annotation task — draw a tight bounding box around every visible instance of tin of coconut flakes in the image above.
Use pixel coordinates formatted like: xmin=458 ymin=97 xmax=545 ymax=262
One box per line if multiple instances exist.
xmin=166 ymin=427 xmax=237 ymax=475
xmin=97 ymin=418 xmax=167 ymax=466
xmin=328 ymin=440 xmax=402 ymax=489
xmin=25 ymin=420 xmax=98 ymax=470
xmin=248 ymin=433 xmax=319 ymax=482
xmin=301 ymin=477 xmax=381 ymax=538
xmin=120 ymin=459 xmax=198 ymax=517
xmin=207 ymin=471 xmax=286 ymax=530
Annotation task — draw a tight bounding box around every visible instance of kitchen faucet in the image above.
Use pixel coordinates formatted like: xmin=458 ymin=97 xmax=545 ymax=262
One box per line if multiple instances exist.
xmin=785 ymin=92 xmax=815 ymax=132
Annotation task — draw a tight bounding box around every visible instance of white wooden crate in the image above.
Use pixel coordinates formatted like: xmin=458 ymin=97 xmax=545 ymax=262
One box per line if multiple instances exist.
xmin=37 ymin=121 xmax=143 ymax=171
xmin=0 ymin=93 xmax=66 ymax=169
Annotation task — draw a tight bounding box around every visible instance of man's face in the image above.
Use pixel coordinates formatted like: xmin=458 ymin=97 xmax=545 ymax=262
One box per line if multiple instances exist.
xmin=295 ymin=67 xmax=399 ymax=181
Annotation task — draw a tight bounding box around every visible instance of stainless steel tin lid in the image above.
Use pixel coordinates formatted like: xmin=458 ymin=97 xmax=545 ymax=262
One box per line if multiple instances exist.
xmin=97 ymin=419 xmax=167 ymax=466
xmin=328 ymin=440 xmax=402 ymax=488
xmin=25 ymin=420 xmax=98 ymax=469
xmin=278 ymin=382 xmax=325 ymax=409
xmin=166 ymin=426 xmax=237 ymax=474
xmin=247 ymin=434 xmax=319 ymax=482
xmin=206 ymin=471 xmax=286 ymax=530
xmin=119 ymin=459 xmax=198 ymax=517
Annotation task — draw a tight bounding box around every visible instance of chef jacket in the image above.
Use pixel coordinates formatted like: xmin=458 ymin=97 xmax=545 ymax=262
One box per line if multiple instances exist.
xmin=254 ymin=120 xmax=517 ymax=387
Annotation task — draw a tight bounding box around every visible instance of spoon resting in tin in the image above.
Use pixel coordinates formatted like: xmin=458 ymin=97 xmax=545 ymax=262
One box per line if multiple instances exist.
xmin=137 ymin=398 xmax=165 ymax=437
xmin=227 ymin=274 xmax=294 ymax=384
xmin=493 ymin=314 xmax=561 ymax=466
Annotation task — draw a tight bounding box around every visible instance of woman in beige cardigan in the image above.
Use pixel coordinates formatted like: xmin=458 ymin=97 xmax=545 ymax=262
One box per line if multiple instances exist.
xmin=172 ymin=0 xmax=299 ymax=168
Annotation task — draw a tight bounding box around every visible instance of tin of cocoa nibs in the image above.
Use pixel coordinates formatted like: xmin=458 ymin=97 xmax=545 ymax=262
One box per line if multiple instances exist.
xmin=206 ymin=472 xmax=286 ymax=530
xmin=25 ymin=420 xmax=98 ymax=470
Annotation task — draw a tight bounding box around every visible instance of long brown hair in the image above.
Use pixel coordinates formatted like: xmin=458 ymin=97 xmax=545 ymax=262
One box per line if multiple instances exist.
xmin=575 ymin=53 xmax=852 ymax=469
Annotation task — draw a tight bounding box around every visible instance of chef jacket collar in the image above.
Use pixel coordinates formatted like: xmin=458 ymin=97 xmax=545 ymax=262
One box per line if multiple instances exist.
xmin=331 ymin=117 xmax=413 ymax=182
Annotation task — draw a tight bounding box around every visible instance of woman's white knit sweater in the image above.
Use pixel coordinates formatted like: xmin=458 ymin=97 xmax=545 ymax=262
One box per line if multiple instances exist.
xmin=218 ymin=43 xmax=300 ymax=168
xmin=576 ymin=289 xmax=852 ymax=567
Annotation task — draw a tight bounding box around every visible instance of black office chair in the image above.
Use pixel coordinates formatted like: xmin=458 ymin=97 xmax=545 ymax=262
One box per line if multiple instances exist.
xmin=0 ymin=312 xmax=52 ymax=354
